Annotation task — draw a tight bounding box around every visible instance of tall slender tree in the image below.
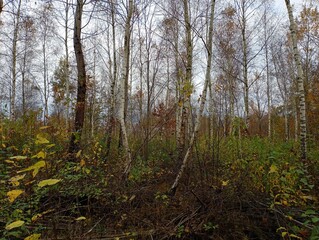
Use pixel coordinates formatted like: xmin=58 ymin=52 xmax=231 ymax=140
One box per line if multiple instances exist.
xmin=285 ymin=0 xmax=307 ymax=161
xmin=69 ymin=0 xmax=87 ymax=154
xmin=119 ymin=0 xmax=134 ymax=178
xmin=105 ymin=0 xmax=118 ymax=158
xmin=170 ymin=0 xmax=216 ymax=195
xmin=10 ymin=0 xmax=22 ymax=120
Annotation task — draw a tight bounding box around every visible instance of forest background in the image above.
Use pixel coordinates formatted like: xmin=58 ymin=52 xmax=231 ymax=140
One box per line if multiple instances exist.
xmin=0 ymin=0 xmax=319 ymax=239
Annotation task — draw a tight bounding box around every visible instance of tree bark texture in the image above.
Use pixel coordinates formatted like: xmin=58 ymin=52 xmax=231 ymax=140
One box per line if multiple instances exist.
xmin=11 ymin=0 xmax=22 ymax=120
xmin=119 ymin=0 xmax=134 ymax=178
xmin=106 ymin=0 xmax=117 ymax=158
xmin=285 ymin=0 xmax=307 ymax=161
xmin=69 ymin=0 xmax=87 ymax=154
xmin=170 ymin=0 xmax=215 ymax=195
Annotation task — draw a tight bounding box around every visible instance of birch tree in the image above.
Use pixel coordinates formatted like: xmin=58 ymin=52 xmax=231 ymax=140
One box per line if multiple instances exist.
xmin=37 ymin=2 xmax=55 ymax=123
xmin=285 ymin=0 xmax=307 ymax=161
xmin=105 ymin=0 xmax=118 ymax=158
xmin=10 ymin=0 xmax=22 ymax=119
xmin=119 ymin=0 xmax=134 ymax=178
xmin=170 ymin=0 xmax=215 ymax=195
xmin=234 ymin=0 xmax=264 ymax=132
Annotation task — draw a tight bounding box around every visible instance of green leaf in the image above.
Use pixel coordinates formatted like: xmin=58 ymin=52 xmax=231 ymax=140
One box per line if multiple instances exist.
xmin=24 ymin=234 xmax=41 ymax=240
xmin=38 ymin=179 xmax=61 ymax=188
xmin=305 ymin=209 xmax=317 ymax=215
xmin=5 ymin=220 xmax=25 ymax=230
xmin=310 ymin=226 xmax=319 ymax=240
xmin=312 ymin=217 xmax=319 ymax=223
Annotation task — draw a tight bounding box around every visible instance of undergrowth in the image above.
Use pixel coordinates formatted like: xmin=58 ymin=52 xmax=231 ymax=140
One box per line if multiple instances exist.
xmin=0 ymin=120 xmax=318 ymax=240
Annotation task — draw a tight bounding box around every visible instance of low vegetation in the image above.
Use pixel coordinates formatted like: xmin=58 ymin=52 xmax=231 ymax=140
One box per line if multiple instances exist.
xmin=0 ymin=118 xmax=318 ymax=240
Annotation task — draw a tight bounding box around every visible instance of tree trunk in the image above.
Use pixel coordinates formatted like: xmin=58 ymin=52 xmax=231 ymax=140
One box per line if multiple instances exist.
xmin=241 ymin=2 xmax=249 ymax=130
xmin=285 ymin=0 xmax=307 ymax=161
xmin=119 ymin=0 xmax=134 ymax=178
xmin=69 ymin=0 xmax=87 ymax=154
xmin=177 ymin=0 xmax=193 ymax=162
xmin=0 ymin=0 xmax=3 ymax=14
xmin=170 ymin=0 xmax=215 ymax=195
xmin=11 ymin=0 xmax=22 ymax=120
xmin=105 ymin=0 xmax=118 ymax=158
xmin=64 ymin=0 xmax=70 ymax=130
xmin=264 ymin=7 xmax=271 ymax=139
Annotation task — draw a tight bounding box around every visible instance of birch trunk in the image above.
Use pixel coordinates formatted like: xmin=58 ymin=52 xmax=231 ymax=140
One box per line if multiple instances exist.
xmin=264 ymin=9 xmax=271 ymax=139
xmin=119 ymin=0 xmax=134 ymax=178
xmin=106 ymin=0 xmax=117 ymax=157
xmin=64 ymin=0 xmax=70 ymax=130
xmin=240 ymin=1 xmax=249 ymax=130
xmin=170 ymin=0 xmax=215 ymax=195
xmin=285 ymin=0 xmax=307 ymax=161
xmin=69 ymin=0 xmax=87 ymax=154
xmin=177 ymin=0 xmax=193 ymax=162
xmin=11 ymin=0 xmax=22 ymax=120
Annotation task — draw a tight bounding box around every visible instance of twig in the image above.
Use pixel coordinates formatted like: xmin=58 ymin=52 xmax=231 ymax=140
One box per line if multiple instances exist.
xmin=81 ymin=216 xmax=105 ymax=237
xmin=190 ymin=190 xmax=207 ymax=208
xmin=255 ymin=200 xmax=313 ymax=230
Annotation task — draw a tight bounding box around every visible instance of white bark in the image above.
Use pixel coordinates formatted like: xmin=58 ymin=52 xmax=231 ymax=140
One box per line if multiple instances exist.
xmin=11 ymin=0 xmax=22 ymax=119
xmin=119 ymin=0 xmax=134 ymax=178
xmin=65 ymin=0 xmax=70 ymax=129
xmin=170 ymin=0 xmax=215 ymax=194
xmin=285 ymin=0 xmax=307 ymax=161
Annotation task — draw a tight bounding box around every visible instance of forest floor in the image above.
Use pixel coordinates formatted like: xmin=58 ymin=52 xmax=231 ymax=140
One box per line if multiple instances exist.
xmin=1 ymin=123 xmax=318 ymax=239
xmin=41 ymin=173 xmax=283 ymax=240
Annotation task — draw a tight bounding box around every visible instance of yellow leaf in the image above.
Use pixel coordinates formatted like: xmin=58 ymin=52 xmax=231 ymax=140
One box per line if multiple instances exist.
xmin=84 ymin=168 xmax=90 ymax=174
xmin=38 ymin=179 xmax=61 ymax=188
xmin=32 ymin=151 xmax=46 ymax=159
xmin=76 ymin=150 xmax=82 ymax=158
xmin=5 ymin=160 xmax=15 ymax=164
xmin=35 ymin=134 xmax=50 ymax=145
xmin=10 ymin=156 xmax=28 ymax=160
xmin=40 ymin=126 xmax=50 ymax=130
xmin=129 ymin=195 xmax=136 ymax=202
xmin=7 ymin=189 xmax=24 ymax=203
xmin=9 ymin=174 xmax=26 ymax=186
xmin=75 ymin=216 xmax=86 ymax=221
xmin=2 ymin=143 xmax=6 ymax=148
xmin=282 ymin=200 xmax=288 ymax=206
xmin=269 ymin=164 xmax=278 ymax=174
xmin=222 ymin=180 xmax=229 ymax=186
xmin=24 ymin=234 xmax=41 ymax=240
xmin=301 ymin=195 xmax=317 ymax=201
xmin=80 ymin=159 xmax=86 ymax=167
xmin=289 ymin=234 xmax=303 ymax=239
xmin=282 ymin=232 xmax=288 ymax=238
xmin=32 ymin=209 xmax=54 ymax=222
xmin=18 ymin=160 xmax=46 ymax=178
xmin=5 ymin=220 xmax=25 ymax=230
